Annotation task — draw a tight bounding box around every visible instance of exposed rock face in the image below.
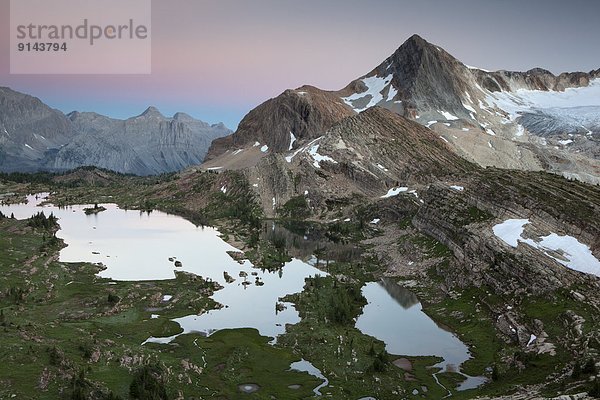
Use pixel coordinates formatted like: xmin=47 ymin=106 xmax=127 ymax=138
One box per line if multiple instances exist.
xmin=0 ymin=87 xmax=76 ymax=172
xmin=48 ymin=108 xmax=231 ymax=175
xmin=0 ymin=87 xmax=231 ymax=175
xmin=205 ymin=85 xmax=354 ymax=161
xmin=246 ymin=107 xmax=475 ymax=216
xmin=339 ymin=34 xmax=473 ymax=120
xmin=412 ymin=172 xmax=600 ymax=296
xmin=473 ymin=68 xmax=593 ymax=93
xmin=336 ymin=34 xmax=600 ymax=184
xmin=205 ymin=34 xmax=599 ymax=183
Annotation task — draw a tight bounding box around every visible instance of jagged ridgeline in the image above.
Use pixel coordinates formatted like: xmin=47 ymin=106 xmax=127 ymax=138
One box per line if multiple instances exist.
xmin=0 ymin=88 xmax=232 ymax=175
xmin=206 ymin=34 xmax=600 ymax=185
xmin=0 ymin=33 xmax=599 ymax=400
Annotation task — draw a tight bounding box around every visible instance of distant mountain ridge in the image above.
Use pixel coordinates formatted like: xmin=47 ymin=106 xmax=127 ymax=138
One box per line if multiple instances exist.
xmin=0 ymin=88 xmax=231 ymax=175
xmin=0 ymin=87 xmax=77 ymax=172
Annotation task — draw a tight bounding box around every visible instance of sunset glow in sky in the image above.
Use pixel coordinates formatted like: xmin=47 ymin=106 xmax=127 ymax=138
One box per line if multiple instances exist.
xmin=1 ymin=0 xmax=599 ymax=129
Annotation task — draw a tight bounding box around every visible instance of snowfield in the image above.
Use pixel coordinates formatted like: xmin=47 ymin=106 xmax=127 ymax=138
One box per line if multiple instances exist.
xmin=439 ymin=110 xmax=459 ymax=121
xmin=493 ymin=218 xmax=600 ymax=277
xmin=308 ymin=143 xmax=337 ymax=168
xmin=342 ymin=74 xmax=395 ymax=112
xmin=485 ymin=78 xmax=600 ymax=122
xmin=492 ymin=218 xmax=529 ymax=248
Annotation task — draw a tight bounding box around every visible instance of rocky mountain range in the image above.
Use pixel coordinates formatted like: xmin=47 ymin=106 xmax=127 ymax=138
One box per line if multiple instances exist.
xmin=1 ymin=33 xmax=599 ymax=398
xmin=205 ymin=34 xmax=600 ymax=184
xmin=199 ymin=34 xmax=600 ymax=354
xmin=0 ymin=87 xmax=231 ymax=175
xmin=0 ymin=87 xmax=77 ymax=173
xmin=190 ymin=36 xmax=600 ymax=396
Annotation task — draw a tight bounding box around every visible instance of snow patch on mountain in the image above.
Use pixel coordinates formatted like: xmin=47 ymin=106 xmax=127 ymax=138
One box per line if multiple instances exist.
xmin=381 ymin=187 xmax=409 ymax=198
xmin=387 ymin=85 xmax=398 ymax=101
xmin=493 ymin=218 xmax=600 ymax=277
xmin=466 ymin=64 xmax=490 ymax=73
xmin=486 ymin=79 xmax=600 ymax=122
xmin=439 ymin=110 xmax=459 ymax=121
xmin=342 ymin=74 xmax=394 ymax=112
xmin=462 ymin=102 xmax=477 ymax=113
xmin=493 ymin=219 xmax=530 ymax=248
xmin=308 ymin=142 xmax=337 ymax=168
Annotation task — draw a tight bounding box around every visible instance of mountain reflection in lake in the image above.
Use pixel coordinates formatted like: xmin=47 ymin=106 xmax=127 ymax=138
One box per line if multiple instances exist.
xmin=262 ymin=221 xmax=362 ymax=264
xmin=356 ymin=278 xmax=486 ymax=390
xmin=1 ymin=195 xmax=484 ymax=389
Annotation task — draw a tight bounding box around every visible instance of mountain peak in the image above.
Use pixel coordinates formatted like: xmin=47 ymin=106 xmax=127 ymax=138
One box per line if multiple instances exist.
xmin=403 ymin=33 xmax=428 ymax=47
xmin=392 ymin=34 xmax=440 ymax=59
xmin=173 ymin=112 xmax=194 ymax=121
xmin=341 ymin=34 xmax=467 ymax=117
xmin=140 ymin=106 xmax=164 ymax=118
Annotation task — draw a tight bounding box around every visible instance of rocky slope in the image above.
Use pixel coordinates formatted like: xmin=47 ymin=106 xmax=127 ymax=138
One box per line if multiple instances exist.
xmin=0 ymin=88 xmax=231 ymax=175
xmin=337 ymin=34 xmax=600 ymax=183
xmin=206 ymin=34 xmax=599 ymax=183
xmin=204 ymin=85 xmax=355 ymax=166
xmin=0 ymin=87 xmax=77 ymax=172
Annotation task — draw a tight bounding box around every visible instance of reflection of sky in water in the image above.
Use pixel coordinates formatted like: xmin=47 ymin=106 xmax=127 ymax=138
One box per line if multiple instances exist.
xmin=60 ymin=207 xmax=248 ymax=282
xmin=168 ymin=259 xmax=325 ymax=340
xmin=356 ymin=280 xmax=470 ymax=370
xmin=0 ymin=194 xmax=325 ymax=340
xmin=3 ymin=194 xmax=259 ymax=281
xmin=1 ymin=194 xmax=480 ymax=386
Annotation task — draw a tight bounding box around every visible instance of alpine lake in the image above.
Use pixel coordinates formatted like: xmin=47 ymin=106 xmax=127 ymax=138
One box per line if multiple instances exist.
xmin=0 ymin=193 xmax=486 ymax=399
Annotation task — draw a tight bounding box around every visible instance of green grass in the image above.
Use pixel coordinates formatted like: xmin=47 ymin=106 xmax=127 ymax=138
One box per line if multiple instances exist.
xmin=4 ymin=171 xmax=599 ymax=399
xmin=279 ymin=275 xmax=466 ymax=399
xmin=0 ymin=214 xmax=344 ymax=399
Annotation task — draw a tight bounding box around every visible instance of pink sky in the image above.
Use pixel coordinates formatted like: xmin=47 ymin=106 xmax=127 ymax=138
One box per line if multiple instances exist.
xmin=1 ymin=0 xmax=599 ymax=128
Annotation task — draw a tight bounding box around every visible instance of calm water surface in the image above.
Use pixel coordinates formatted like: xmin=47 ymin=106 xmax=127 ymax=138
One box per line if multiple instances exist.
xmin=0 ymin=193 xmax=485 ymax=391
